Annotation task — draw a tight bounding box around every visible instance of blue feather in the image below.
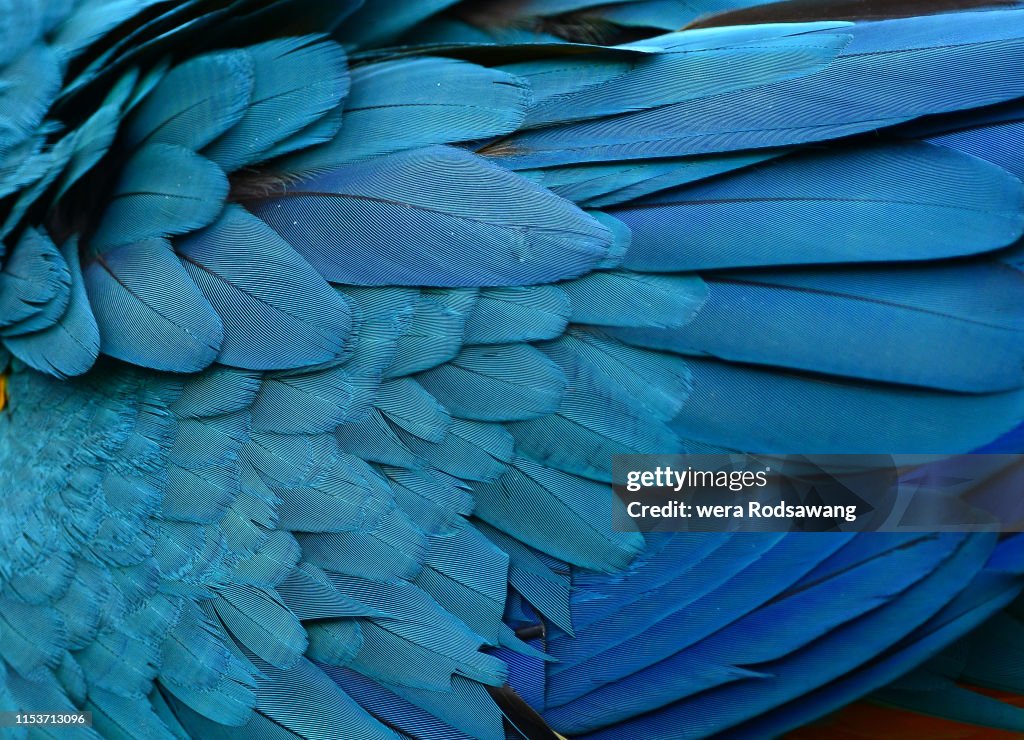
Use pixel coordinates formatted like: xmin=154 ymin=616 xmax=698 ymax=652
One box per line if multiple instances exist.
xmin=296 ymin=503 xmax=428 ymax=582
xmin=386 ymin=293 xmax=469 ymax=376
xmin=613 ymin=259 xmax=1024 ymax=392
xmin=615 ymin=142 xmax=1024 ymax=272
xmin=83 ymin=238 xmax=223 ymax=373
xmin=510 ymin=332 xmax=685 ymax=480
xmin=463 ymin=286 xmax=570 ymax=345
xmin=282 ymin=57 xmax=529 ymax=171
xmin=521 ymin=150 xmax=782 ymax=208
xmin=54 ymin=69 xmax=137 ymax=202
xmin=324 ymin=665 xmax=480 ymax=740
xmin=270 ymin=450 xmax=393 ymax=535
xmin=177 ymin=655 xmax=400 ymax=739
xmin=503 ymin=22 xmax=849 ymax=129
xmin=335 ymin=0 xmax=462 ymax=48
xmin=575 ymin=534 xmax=998 ymax=738
xmin=87 ymin=689 xmax=176 ymax=740
xmin=392 ymin=419 xmax=516 ymax=482
xmin=50 ymin=0 xmax=165 ymax=59
xmin=325 ymin=576 xmax=508 ymax=690
xmin=918 ymin=99 xmax=1024 ymax=180
xmin=0 ymin=45 xmax=61 ymax=154
xmin=89 ymin=144 xmax=229 ymax=253
xmin=493 ymin=11 xmax=1024 ymax=167
xmin=172 ymin=368 xmax=262 ymax=419
xmin=250 ymin=146 xmax=612 ymax=287
xmin=724 ymin=537 xmax=1022 ymax=738
xmin=478 ymin=523 xmax=575 ymax=635
xmin=203 ymin=37 xmax=349 ymax=172
xmin=473 ymin=456 xmax=643 ymax=571
xmin=176 ymin=206 xmax=352 ymax=371
xmin=0 ymin=229 xmax=70 ymax=333
xmin=417 ymin=518 xmax=509 ymax=643
xmin=277 ymin=562 xmax=383 ymax=622
xmin=417 ymin=343 xmax=567 ymax=422
xmin=563 ymin=271 xmax=707 ymax=329
xmin=250 ymin=361 xmax=378 ymax=435
xmin=672 ymin=356 xmax=1024 ymax=453
xmin=121 ymin=50 xmax=255 ymax=153
xmin=306 ymin=618 xmax=363 ymax=667
xmin=2 ymin=237 xmax=98 ymax=378
xmin=212 ymin=585 xmax=307 ymax=670
xmin=0 ymin=1 xmax=43 ymax=67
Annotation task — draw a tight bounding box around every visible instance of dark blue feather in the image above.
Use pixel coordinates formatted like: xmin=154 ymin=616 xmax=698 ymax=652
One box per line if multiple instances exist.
xmin=493 ymin=11 xmax=1024 ymax=167
xmin=613 ymin=259 xmax=1024 ymax=392
xmin=671 ymin=357 xmax=1024 ymax=453
xmin=615 ymin=142 xmax=1024 ymax=272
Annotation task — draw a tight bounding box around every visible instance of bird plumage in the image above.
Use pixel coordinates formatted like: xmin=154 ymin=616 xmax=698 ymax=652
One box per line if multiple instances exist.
xmin=2 ymin=1 xmax=1024 ymax=738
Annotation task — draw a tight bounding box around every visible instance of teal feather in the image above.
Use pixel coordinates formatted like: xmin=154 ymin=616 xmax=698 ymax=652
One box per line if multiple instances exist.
xmin=0 ymin=45 xmax=61 ymax=153
xmin=121 ymin=50 xmax=255 ymax=153
xmin=54 ymin=69 xmax=137 ymax=202
xmin=563 ymin=270 xmax=707 ymax=329
xmin=673 ymin=357 xmax=1024 ymax=453
xmin=393 ymin=418 xmax=515 ymax=482
xmin=251 ymin=146 xmax=613 ymax=287
xmin=281 ymin=57 xmax=529 ymax=171
xmin=271 ymin=452 xmax=394 ymax=535
xmin=203 ymin=37 xmax=349 ymax=172
xmin=504 ymin=22 xmax=850 ymax=129
xmin=296 ymin=504 xmax=428 ymax=581
xmin=336 ymin=0 xmax=462 ymax=48
xmin=386 ymin=294 xmax=468 ymax=377
xmin=472 ymin=456 xmax=644 ymax=572
xmin=88 ymin=689 xmax=177 ymax=740
xmin=0 ymin=229 xmax=69 ymax=333
xmin=521 ymin=150 xmax=781 ymax=208
xmin=176 ymin=206 xmax=352 ymax=371
xmin=277 ymin=563 xmax=384 ymax=622
xmin=463 ymin=286 xmax=570 ymax=345
xmin=306 ymin=619 xmax=363 ymax=667
xmin=416 ymin=344 xmax=567 ymax=422
xmin=333 ymin=577 xmax=508 ymax=690
xmin=83 ymin=238 xmax=223 ymax=373
xmin=416 ymin=518 xmax=510 ymax=643
xmin=2 ymin=237 xmax=98 ymax=378
xmin=89 ymin=144 xmax=228 ymax=253
xmin=213 ymin=585 xmax=307 ymax=670
xmin=250 ymin=361 xmax=374 ymax=435
xmin=507 ymin=331 xmax=690 ymax=479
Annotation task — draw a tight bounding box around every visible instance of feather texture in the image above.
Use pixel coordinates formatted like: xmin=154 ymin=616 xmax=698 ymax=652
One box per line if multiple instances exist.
xmin=3 ymin=5 xmax=1024 ymax=740
xmin=251 ymin=146 xmax=612 ymax=287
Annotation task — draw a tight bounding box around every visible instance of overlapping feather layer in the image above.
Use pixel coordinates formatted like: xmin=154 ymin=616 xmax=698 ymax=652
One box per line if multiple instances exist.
xmin=1 ymin=1 xmax=1024 ymax=738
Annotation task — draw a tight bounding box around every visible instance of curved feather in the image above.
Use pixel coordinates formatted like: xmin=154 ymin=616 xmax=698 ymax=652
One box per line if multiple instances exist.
xmin=175 ymin=206 xmax=353 ymax=371
xmin=250 ymin=145 xmax=613 ymax=287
